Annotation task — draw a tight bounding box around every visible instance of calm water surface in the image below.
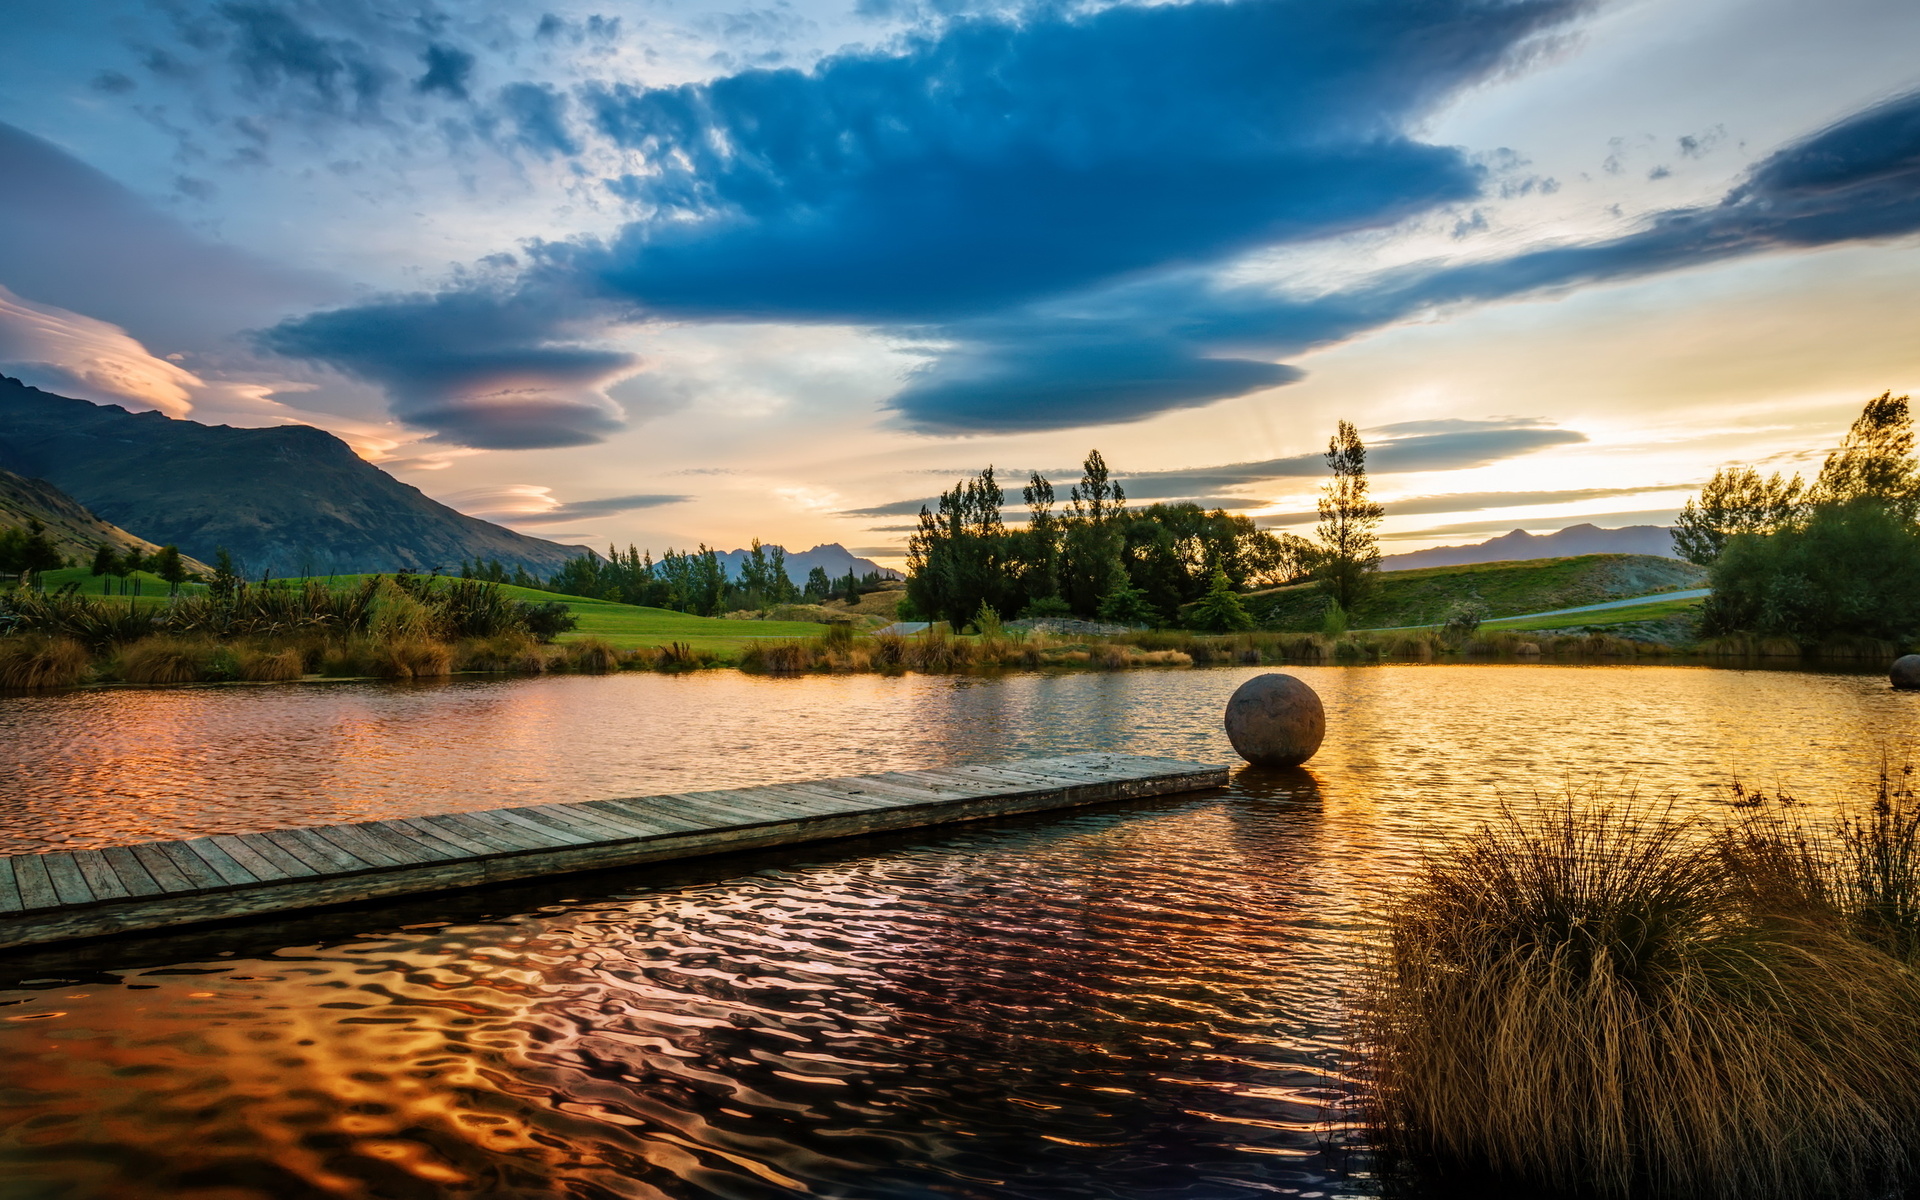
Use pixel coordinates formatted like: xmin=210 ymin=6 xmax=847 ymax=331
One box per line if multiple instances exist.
xmin=0 ymin=664 xmax=1913 ymax=1199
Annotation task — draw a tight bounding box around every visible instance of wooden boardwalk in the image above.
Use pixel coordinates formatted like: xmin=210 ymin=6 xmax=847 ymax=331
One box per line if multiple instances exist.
xmin=0 ymin=753 xmax=1227 ymax=952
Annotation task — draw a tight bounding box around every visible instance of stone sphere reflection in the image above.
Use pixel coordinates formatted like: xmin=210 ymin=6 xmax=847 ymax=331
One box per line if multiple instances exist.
xmin=1224 ymin=673 xmax=1326 ymax=766
xmin=1892 ymin=655 xmax=1920 ymax=690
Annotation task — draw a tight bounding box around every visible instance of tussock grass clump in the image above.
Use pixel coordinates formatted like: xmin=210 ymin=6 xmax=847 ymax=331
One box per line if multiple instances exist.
xmin=118 ymin=637 xmax=222 ymax=684
xmin=369 ymin=637 xmax=453 ymax=679
xmin=1361 ymin=798 xmax=1920 ymax=1200
xmin=457 ymin=632 xmax=547 ymax=674
xmin=0 ymin=635 xmax=91 ymax=689
xmin=236 ymin=645 xmax=303 ymax=681
xmin=562 ymin=637 xmax=621 ymax=673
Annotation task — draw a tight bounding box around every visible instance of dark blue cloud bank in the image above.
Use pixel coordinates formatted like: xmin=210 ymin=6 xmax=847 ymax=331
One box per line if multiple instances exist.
xmin=254 ymin=0 xmax=1920 ymax=444
xmin=259 ymin=286 xmax=641 ymax=448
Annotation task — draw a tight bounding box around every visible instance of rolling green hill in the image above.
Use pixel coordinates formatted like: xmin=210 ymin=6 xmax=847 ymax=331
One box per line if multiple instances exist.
xmin=1252 ymin=554 xmax=1707 ymax=630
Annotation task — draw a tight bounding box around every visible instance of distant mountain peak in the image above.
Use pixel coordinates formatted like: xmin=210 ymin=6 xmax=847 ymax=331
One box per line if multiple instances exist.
xmin=1382 ymin=524 xmax=1678 ymax=571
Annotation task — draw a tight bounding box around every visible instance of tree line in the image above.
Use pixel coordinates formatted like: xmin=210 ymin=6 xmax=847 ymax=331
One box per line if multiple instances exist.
xmin=523 ymin=542 xmax=889 ymax=616
xmin=904 ymin=426 xmax=1386 ymax=630
xmin=1674 ymin=391 xmax=1920 ymax=643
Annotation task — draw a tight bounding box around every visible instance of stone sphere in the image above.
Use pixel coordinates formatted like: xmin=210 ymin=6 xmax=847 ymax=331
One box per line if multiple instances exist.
xmin=1224 ymin=673 xmax=1326 ymax=767
xmin=1893 ymin=655 xmax=1920 ymax=690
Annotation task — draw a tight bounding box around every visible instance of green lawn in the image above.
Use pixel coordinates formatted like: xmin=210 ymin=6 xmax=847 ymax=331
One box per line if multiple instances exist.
xmin=1251 ymin=553 xmax=1706 ymax=630
xmin=39 ymin=567 xmax=204 ymax=597
xmin=1476 ymin=594 xmax=1706 ymax=633
xmin=28 ymin=569 xmax=832 ymax=651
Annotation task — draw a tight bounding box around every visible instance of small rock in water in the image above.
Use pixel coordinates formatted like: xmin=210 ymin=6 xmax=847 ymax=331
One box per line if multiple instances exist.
xmin=1893 ymin=655 xmax=1920 ymax=690
xmin=1224 ymin=673 xmax=1326 ymax=766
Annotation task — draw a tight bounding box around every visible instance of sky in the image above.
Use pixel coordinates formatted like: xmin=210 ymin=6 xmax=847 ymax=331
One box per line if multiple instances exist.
xmin=0 ymin=0 xmax=1916 ymax=567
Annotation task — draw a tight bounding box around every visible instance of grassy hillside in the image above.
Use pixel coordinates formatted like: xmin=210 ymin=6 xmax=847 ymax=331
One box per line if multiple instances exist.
xmin=1253 ymin=554 xmax=1707 ymax=630
xmin=1 ymin=469 xmax=209 ymax=571
xmin=312 ymin=575 xmax=832 ymax=651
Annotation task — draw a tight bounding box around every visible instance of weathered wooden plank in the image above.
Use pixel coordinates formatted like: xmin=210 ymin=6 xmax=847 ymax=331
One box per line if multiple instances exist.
xmin=228 ymin=833 xmax=323 ymax=880
xmin=363 ymin=819 xmax=473 ymax=862
xmin=40 ymin=854 xmax=95 ymax=906
xmin=580 ymin=799 xmax=707 ymax=836
xmin=69 ymin=850 xmax=132 ymax=902
xmin=669 ymin=789 xmax=824 ymax=825
xmin=318 ymin=822 xmax=437 ymax=868
xmin=100 ymin=846 xmax=166 ymax=898
xmin=183 ymin=839 xmax=261 ymax=887
xmin=0 ymin=857 xmax=20 ymax=914
xmin=408 ymin=813 xmax=525 ymax=855
xmin=467 ymin=807 xmax=592 ymax=848
xmin=264 ymin=828 xmax=369 ymax=874
xmin=523 ymin=803 xmax=657 ymax=842
xmin=11 ymin=855 xmax=58 ymax=911
xmin=156 ymin=841 xmax=232 ymax=891
xmin=129 ymin=843 xmax=198 ymax=893
xmin=638 ymin=795 xmax=781 ymax=831
xmin=766 ymin=781 xmax=911 ymax=815
xmin=430 ymin=810 xmax=552 ymax=853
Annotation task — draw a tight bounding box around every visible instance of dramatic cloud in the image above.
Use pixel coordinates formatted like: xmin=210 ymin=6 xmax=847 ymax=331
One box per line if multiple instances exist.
xmin=888 ymin=86 xmax=1920 ymax=430
xmin=259 ymin=288 xmax=642 ymax=448
xmin=842 ymin=419 xmax=1588 ymax=518
xmin=442 ymin=484 xmax=688 ymax=524
xmin=1117 ymin=420 xmax=1588 ymax=498
xmin=230 ymin=7 xmax=1920 ymax=444
xmin=1256 ymin=484 xmax=1681 ymax=525
xmin=577 ymin=0 xmax=1582 ymax=321
xmin=0 ymin=285 xmax=201 ymax=416
xmin=0 ymin=122 xmax=336 ymax=350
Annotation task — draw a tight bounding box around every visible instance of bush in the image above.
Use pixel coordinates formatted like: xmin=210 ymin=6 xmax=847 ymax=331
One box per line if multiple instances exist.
xmin=1703 ymin=500 xmax=1920 ymax=642
xmin=1360 ymin=797 xmax=1920 ymax=1199
xmin=522 ymin=600 xmax=578 ymax=642
xmin=0 ymin=635 xmax=90 ymax=689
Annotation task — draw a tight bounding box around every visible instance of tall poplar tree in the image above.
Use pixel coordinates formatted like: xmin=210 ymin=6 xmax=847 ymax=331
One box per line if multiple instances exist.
xmin=1313 ymin=420 xmax=1385 ymax=614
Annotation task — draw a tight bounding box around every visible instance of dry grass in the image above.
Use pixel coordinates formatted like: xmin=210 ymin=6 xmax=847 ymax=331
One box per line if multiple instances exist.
xmin=561 ymin=636 xmax=621 ymax=673
xmin=1359 ymin=796 xmax=1920 ymax=1199
xmin=368 ymin=637 xmax=454 ymax=679
xmin=0 ymin=635 xmax=91 ymax=689
xmin=118 ymin=637 xmax=220 ymax=684
xmin=456 ymin=632 xmax=548 ymax=674
xmin=236 ymin=645 xmax=303 ymax=681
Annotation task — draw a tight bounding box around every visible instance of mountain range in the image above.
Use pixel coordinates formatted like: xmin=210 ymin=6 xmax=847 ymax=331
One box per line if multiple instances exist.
xmin=1381 ymin=523 xmax=1680 ymax=570
xmin=0 ymin=376 xmax=584 ymax=576
xmin=710 ymin=543 xmax=901 ymax=584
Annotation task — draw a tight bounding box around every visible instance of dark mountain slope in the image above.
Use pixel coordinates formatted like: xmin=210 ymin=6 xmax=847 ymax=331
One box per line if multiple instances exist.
xmin=0 ymin=376 xmax=584 ymax=575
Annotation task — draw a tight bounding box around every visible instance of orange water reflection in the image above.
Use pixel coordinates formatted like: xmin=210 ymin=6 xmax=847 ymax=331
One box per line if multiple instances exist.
xmin=0 ymin=664 xmax=1914 ymax=1198
xmin=0 ymin=664 xmax=1912 ymax=853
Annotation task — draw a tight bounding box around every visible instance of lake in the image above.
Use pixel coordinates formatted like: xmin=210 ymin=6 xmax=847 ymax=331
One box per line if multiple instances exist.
xmin=0 ymin=664 xmax=1912 ymax=1198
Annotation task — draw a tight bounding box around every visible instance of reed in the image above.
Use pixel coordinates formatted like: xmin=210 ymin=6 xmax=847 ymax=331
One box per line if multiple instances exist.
xmin=0 ymin=635 xmax=91 ymax=689
xmin=1359 ymin=797 xmax=1920 ymax=1200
